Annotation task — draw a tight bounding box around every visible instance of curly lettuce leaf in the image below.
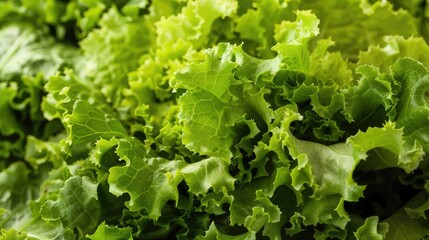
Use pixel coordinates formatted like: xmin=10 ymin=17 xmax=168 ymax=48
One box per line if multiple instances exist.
xmin=236 ymin=0 xmax=299 ymax=58
xmin=343 ymin=65 xmax=392 ymax=125
xmin=174 ymin=44 xmax=248 ymax=161
xmin=86 ymin=222 xmax=133 ymax=240
xmin=301 ymin=0 xmax=419 ymax=60
xmin=2 ymin=1 xmax=429 ymax=239
xmin=354 ymin=216 xmax=388 ymax=240
xmin=81 ymin=7 xmax=152 ymax=105
xmin=348 ymin=121 xmax=424 ymax=173
xmin=24 ymin=135 xmax=63 ymax=169
xmin=0 ymin=162 xmax=36 ymax=228
xmin=155 ymin=0 xmax=237 ymax=50
xmin=0 ymin=22 xmax=80 ymax=82
xmin=196 ymin=222 xmax=256 ymax=240
xmin=274 ymin=107 xmax=363 ymax=202
xmin=0 ymin=83 xmax=24 ymax=158
xmin=180 ymin=157 xmax=235 ymax=195
xmin=358 ymin=36 xmax=429 ymax=72
xmin=108 ymin=137 xmax=185 ymax=220
xmin=62 ymin=100 xmax=127 ymax=147
xmin=390 ymin=58 xmax=429 ymax=152
xmin=0 ymin=163 xmax=75 ymax=240
xmin=39 ymin=176 xmax=101 ymax=234
xmin=229 ymin=167 xmax=289 ymax=236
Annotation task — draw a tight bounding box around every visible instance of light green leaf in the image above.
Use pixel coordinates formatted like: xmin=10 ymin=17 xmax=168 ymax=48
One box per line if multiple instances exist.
xmin=343 ymin=65 xmax=392 ymax=123
xmin=155 ymin=0 xmax=237 ymax=50
xmin=354 ymin=216 xmax=388 ymax=240
xmin=272 ymin=43 xmax=310 ymax=73
xmin=274 ymin=10 xmax=319 ymax=44
xmin=174 ymin=44 xmax=237 ymax=102
xmin=75 ymin=2 xmax=106 ymax=39
xmin=42 ymin=69 xmax=103 ymax=120
xmin=87 ymin=222 xmax=133 ymax=240
xmin=0 ymin=162 xmax=33 ymax=227
xmin=0 ymin=229 xmax=30 ymax=240
xmin=178 ymin=90 xmax=242 ymax=162
xmin=0 ymin=83 xmax=24 ymax=158
xmin=277 ymin=107 xmax=364 ymax=201
xmin=62 ymin=100 xmax=127 ymax=150
xmin=200 ymin=191 xmax=233 ymax=215
xmin=301 ymin=0 xmax=419 ymax=59
xmin=348 ymin=121 xmax=424 ymax=173
xmin=40 ymin=176 xmax=101 ymax=233
xmin=236 ymin=0 xmax=296 ymax=58
xmin=122 ymin=0 xmax=149 ymax=18
xmin=0 ymin=22 xmax=79 ymax=82
xmin=295 ymin=141 xmax=363 ymax=201
xmin=310 ymin=85 xmax=345 ymax=119
xmin=0 ymin=163 xmax=75 ymax=240
xmin=300 ymin=195 xmax=350 ymax=229
xmin=390 ymin=58 xmax=429 ymax=152
xmin=229 ymin=167 xmax=289 ymax=234
xmin=108 ymin=138 xmax=186 ymax=220
xmin=24 ymin=136 xmax=63 ymax=169
xmin=88 ymin=137 xmax=122 ymax=168
xmin=358 ymin=36 xmax=429 ymax=72
xmin=196 ymin=222 xmax=255 ymax=240
xmin=309 ymin=38 xmax=353 ymax=88
xmin=181 ymin=157 xmax=235 ymax=195
xmin=175 ymin=44 xmax=246 ymax=162
xmin=81 ymin=6 xmax=152 ymax=105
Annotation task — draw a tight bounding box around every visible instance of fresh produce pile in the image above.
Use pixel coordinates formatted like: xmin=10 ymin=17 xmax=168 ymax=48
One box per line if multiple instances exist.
xmin=2 ymin=0 xmax=429 ymax=239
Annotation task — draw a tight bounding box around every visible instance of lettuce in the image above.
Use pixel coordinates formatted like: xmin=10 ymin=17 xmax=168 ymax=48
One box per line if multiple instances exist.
xmin=1 ymin=0 xmax=429 ymax=239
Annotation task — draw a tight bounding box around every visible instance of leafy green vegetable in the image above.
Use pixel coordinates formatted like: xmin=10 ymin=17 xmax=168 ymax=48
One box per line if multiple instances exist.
xmin=2 ymin=0 xmax=429 ymax=239
xmin=86 ymin=222 xmax=132 ymax=240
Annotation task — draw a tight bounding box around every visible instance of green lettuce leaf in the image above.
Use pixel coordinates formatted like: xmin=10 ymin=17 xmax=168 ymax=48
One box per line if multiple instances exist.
xmin=24 ymin=135 xmax=63 ymax=169
xmin=384 ymin=191 xmax=429 ymax=239
xmin=301 ymin=0 xmax=419 ymax=60
xmin=40 ymin=176 xmax=101 ymax=234
xmin=357 ymin=36 xmax=429 ymax=72
xmin=180 ymin=157 xmax=235 ymax=195
xmin=81 ymin=6 xmax=152 ymax=105
xmin=174 ymin=44 xmax=246 ymax=162
xmin=0 ymin=163 xmax=75 ymax=240
xmin=354 ymin=216 xmax=388 ymax=240
xmin=87 ymin=222 xmax=132 ymax=240
xmin=196 ymin=222 xmax=256 ymax=240
xmin=0 ymin=162 xmax=36 ymax=228
xmin=0 ymin=22 xmax=79 ymax=82
xmin=3 ymin=0 xmax=429 ymax=239
xmin=343 ymin=65 xmax=392 ymax=125
xmin=108 ymin=137 xmax=185 ymax=220
xmin=390 ymin=58 xmax=429 ymax=152
xmin=348 ymin=121 xmax=424 ymax=173
xmin=236 ymin=0 xmax=297 ymax=58
xmin=62 ymin=100 xmax=127 ymax=147
xmin=155 ymin=0 xmax=237 ymax=50
xmin=0 ymin=83 xmax=24 ymax=158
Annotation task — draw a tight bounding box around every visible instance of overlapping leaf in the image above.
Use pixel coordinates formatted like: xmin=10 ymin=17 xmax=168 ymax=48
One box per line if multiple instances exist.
xmin=2 ymin=0 xmax=429 ymax=239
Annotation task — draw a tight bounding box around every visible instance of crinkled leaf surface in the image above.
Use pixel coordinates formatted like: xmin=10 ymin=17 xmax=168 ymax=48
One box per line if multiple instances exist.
xmin=108 ymin=137 xmax=186 ymax=220
xmin=40 ymin=176 xmax=101 ymax=233
xmin=2 ymin=0 xmax=429 ymax=239
xmin=390 ymin=58 xmax=429 ymax=152
xmin=180 ymin=157 xmax=235 ymax=195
